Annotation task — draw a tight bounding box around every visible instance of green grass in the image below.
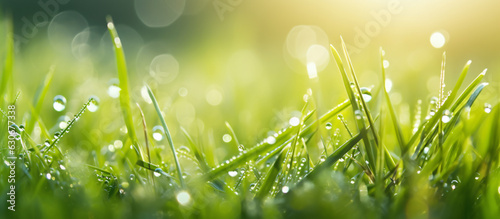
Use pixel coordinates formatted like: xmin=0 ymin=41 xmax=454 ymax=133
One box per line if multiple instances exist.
xmin=1 ymin=17 xmax=500 ymax=219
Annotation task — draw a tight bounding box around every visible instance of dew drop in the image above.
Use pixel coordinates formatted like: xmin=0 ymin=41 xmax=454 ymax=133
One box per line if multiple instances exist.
xmin=154 ymin=168 xmax=162 ymax=177
xmin=266 ymin=136 xmax=276 ymax=145
xmin=152 ymin=125 xmax=164 ymax=141
xmin=360 ymin=87 xmax=372 ymax=102
xmin=354 ymin=110 xmax=363 ymax=120
xmin=108 ymin=144 xmax=115 ymax=152
xmin=289 ymin=117 xmax=300 ymax=126
xmin=430 ymin=96 xmax=438 ymax=105
xmin=88 ymin=96 xmax=100 ymax=112
xmin=129 ymin=174 xmax=136 ymax=181
xmin=282 ymin=186 xmax=290 ymax=194
xmin=228 ymin=171 xmax=238 ymax=177
xmin=325 ymin=122 xmax=333 ymax=130
xmin=385 ymin=79 xmax=393 ymax=92
xmin=484 ymin=103 xmax=492 ymax=114
xmin=107 ymin=78 xmax=121 ymax=98
xmin=178 ymin=145 xmax=191 ymax=153
xmin=383 ymin=60 xmax=390 ymax=69
xmin=441 ymin=110 xmax=452 ymax=123
xmin=423 ymin=147 xmax=430 ymax=154
xmin=320 ymin=155 xmax=326 ymax=162
xmin=53 ymin=95 xmax=67 ymax=112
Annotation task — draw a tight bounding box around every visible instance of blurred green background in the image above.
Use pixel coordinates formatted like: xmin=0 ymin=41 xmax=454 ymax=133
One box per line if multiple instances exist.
xmin=0 ymin=0 xmax=499 ymax=150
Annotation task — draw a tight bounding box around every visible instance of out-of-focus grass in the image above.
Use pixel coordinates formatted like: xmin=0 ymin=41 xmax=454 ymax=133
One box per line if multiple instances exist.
xmin=1 ymin=15 xmax=500 ymax=219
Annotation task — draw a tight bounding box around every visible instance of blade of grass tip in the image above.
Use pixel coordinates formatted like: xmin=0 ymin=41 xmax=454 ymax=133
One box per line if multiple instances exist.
xmin=422 ymin=60 xmax=471 ymax=136
xmin=145 ymin=84 xmax=185 ymax=188
xmin=106 ymin=16 xmax=144 ymax=161
xmin=330 ymin=42 xmax=375 ymax=171
xmin=0 ymin=14 xmax=14 ymax=103
xmin=340 ymin=37 xmax=380 ymax=148
xmin=442 ymin=83 xmax=488 ymax=140
xmin=254 ymin=145 xmax=290 ymax=200
xmin=283 ymin=101 xmax=310 ymax=183
xmin=411 ymin=67 xmax=483 ymax=158
xmin=450 ymin=69 xmax=487 ymax=112
xmin=26 ymin=66 xmax=55 ymax=134
xmin=380 ymin=48 xmax=406 ymax=153
xmin=342 ymin=39 xmax=398 ymax=172
xmin=437 ymin=52 xmax=446 ymax=170
xmin=136 ymin=103 xmax=155 ymax=188
xmin=225 ymin=121 xmax=242 ymax=150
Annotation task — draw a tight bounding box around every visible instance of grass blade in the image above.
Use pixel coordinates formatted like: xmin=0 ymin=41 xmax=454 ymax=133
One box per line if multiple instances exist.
xmin=0 ymin=14 xmax=13 ymax=103
xmin=26 ymin=66 xmax=55 ymax=134
xmin=106 ymin=16 xmax=143 ymax=160
xmin=254 ymin=145 xmax=290 ymax=200
xmin=330 ymin=43 xmax=375 ymax=171
xmin=380 ymin=48 xmax=406 ymax=152
xmin=146 ymin=84 xmax=185 ymax=188
xmin=203 ymin=100 xmax=349 ymax=181
xmin=303 ymin=129 xmax=364 ymax=181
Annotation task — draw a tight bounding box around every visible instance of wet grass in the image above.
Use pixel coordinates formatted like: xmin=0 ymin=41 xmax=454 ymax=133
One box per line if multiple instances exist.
xmin=1 ymin=18 xmax=500 ymax=219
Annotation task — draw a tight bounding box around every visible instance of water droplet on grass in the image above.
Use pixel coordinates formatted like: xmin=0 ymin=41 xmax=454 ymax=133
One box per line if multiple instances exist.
xmin=484 ymin=103 xmax=492 ymax=113
xmin=442 ymin=110 xmax=452 ymax=123
xmin=354 ymin=110 xmax=363 ymax=120
xmin=129 ymin=174 xmax=136 ymax=181
xmin=385 ymin=79 xmax=393 ymax=92
xmin=152 ymin=126 xmax=164 ymax=141
xmin=88 ymin=96 xmax=100 ymax=112
xmin=107 ymin=79 xmax=121 ymax=98
xmin=154 ymin=168 xmax=162 ymax=177
xmin=383 ymin=60 xmax=390 ymax=69
xmin=228 ymin=171 xmax=238 ymax=177
xmin=53 ymin=95 xmax=67 ymax=112
xmin=325 ymin=122 xmax=332 ymax=130
xmin=282 ymin=186 xmax=290 ymax=194
xmin=266 ymin=136 xmax=276 ymax=144
xmin=360 ymin=87 xmax=372 ymax=102
xmin=289 ymin=117 xmax=300 ymax=126
xmin=320 ymin=155 xmax=326 ymax=162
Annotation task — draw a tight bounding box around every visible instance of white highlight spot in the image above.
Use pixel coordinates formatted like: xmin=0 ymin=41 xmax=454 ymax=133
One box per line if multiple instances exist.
xmin=176 ymin=191 xmax=191 ymax=206
xmin=430 ymin=32 xmax=446 ymax=48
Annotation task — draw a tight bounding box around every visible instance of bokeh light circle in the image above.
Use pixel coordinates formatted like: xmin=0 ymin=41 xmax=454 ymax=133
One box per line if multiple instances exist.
xmin=134 ymin=0 xmax=186 ymax=28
